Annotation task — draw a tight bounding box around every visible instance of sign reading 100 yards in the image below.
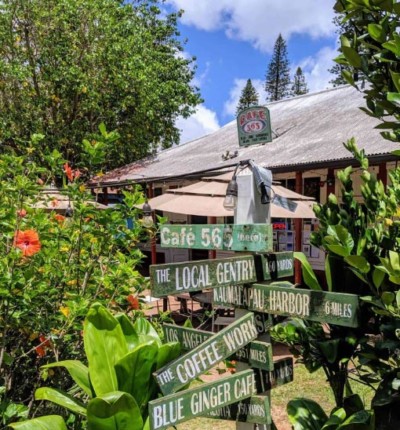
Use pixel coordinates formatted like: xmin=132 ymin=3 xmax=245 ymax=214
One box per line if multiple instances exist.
xmin=160 ymin=223 xmax=273 ymax=252
xmin=237 ymin=106 xmax=272 ymax=147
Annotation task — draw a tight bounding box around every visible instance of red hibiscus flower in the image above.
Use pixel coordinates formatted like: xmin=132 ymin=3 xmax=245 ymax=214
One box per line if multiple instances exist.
xmin=17 ymin=209 xmax=27 ymax=218
xmin=54 ymin=214 xmax=65 ymax=224
xmin=63 ymin=163 xmax=74 ymax=181
xmin=127 ymin=294 xmax=140 ymax=310
xmin=14 ymin=230 xmax=41 ymax=256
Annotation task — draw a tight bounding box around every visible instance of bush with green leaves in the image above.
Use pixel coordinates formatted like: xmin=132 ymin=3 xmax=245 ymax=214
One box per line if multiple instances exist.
xmin=0 ymin=150 xmax=149 ymax=426
xmin=9 ymin=303 xmax=181 ymax=430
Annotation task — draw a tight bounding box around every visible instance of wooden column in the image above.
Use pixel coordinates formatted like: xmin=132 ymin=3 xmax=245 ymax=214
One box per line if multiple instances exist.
xmin=294 ymin=171 xmax=303 ymax=285
xmin=378 ymin=162 xmax=387 ymax=188
xmin=326 ymin=168 xmax=335 ymax=198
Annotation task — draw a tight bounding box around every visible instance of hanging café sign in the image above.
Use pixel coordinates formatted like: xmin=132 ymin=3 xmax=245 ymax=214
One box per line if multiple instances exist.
xmin=237 ymin=106 xmax=272 ymax=147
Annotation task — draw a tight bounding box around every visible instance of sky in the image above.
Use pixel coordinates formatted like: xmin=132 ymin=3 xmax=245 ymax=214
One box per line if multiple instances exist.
xmin=164 ymin=1 xmax=339 ymax=144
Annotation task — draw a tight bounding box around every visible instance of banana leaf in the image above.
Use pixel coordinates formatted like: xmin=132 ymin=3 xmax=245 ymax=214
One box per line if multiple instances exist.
xmin=41 ymin=360 xmax=93 ymax=397
xmin=87 ymin=391 xmax=143 ymax=430
xmin=115 ymin=314 xmax=139 ymax=351
xmin=134 ymin=317 xmax=162 ymax=347
xmin=287 ymin=398 xmax=328 ymax=430
xmin=84 ymin=303 xmax=128 ymax=396
xmin=35 ymin=387 xmax=87 ymax=416
xmin=115 ymin=341 xmax=158 ymax=410
xmin=9 ymin=415 xmax=67 ymax=429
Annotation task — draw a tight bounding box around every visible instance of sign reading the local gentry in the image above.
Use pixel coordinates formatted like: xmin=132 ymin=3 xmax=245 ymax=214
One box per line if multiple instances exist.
xmin=248 ymin=284 xmax=360 ymax=328
xmin=160 ymin=224 xmax=273 ymax=252
xmin=237 ymin=106 xmax=272 ymax=147
xmin=205 ymin=395 xmax=271 ymax=425
xmin=150 ymin=255 xmax=256 ymax=297
xmin=163 ymin=324 xmax=273 ymax=371
xmin=154 ymin=313 xmax=258 ymax=395
xmin=149 ymin=369 xmax=256 ymax=430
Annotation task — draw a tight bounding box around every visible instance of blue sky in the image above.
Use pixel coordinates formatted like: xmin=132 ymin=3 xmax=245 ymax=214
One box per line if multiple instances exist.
xmin=165 ymin=1 xmax=338 ymax=143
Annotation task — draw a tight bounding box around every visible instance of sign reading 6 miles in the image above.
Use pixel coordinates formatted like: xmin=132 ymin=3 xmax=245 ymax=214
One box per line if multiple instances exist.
xmin=237 ymin=106 xmax=272 ymax=147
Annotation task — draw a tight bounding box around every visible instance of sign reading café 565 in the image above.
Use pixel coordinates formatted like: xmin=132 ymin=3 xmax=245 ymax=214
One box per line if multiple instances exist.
xmin=160 ymin=224 xmax=273 ymax=252
xmin=237 ymin=106 xmax=272 ymax=147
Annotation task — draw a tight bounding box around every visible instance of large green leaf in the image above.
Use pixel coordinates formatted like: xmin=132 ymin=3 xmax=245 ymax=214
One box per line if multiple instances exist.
xmin=133 ymin=317 xmax=162 ymax=347
xmin=294 ymin=252 xmax=322 ymax=291
xmin=35 ymin=387 xmax=87 ymax=416
xmin=9 ymin=416 xmax=67 ymax=430
xmin=87 ymin=391 xmax=143 ymax=430
xmin=115 ymin=314 xmax=139 ymax=351
xmin=338 ymin=410 xmax=374 ymax=428
xmin=115 ymin=341 xmax=158 ymax=409
xmin=287 ymin=398 xmax=328 ymax=430
xmin=84 ymin=303 xmax=128 ymax=396
xmin=321 ymin=408 xmax=346 ymax=430
xmin=344 ymin=256 xmax=370 ymax=274
xmin=156 ymin=342 xmax=181 ymax=370
xmin=41 ymin=360 xmax=92 ymax=397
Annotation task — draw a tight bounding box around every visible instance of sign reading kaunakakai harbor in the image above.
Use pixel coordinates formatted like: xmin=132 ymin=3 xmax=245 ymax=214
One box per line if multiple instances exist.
xmin=154 ymin=313 xmax=258 ymax=394
xmin=237 ymin=106 xmax=272 ymax=147
xmin=160 ymin=224 xmax=273 ymax=252
xmin=150 ymin=255 xmax=257 ymax=297
xmin=163 ymin=324 xmax=273 ymax=371
xmin=248 ymin=284 xmax=360 ymax=328
xmin=149 ymin=369 xmax=256 ymax=430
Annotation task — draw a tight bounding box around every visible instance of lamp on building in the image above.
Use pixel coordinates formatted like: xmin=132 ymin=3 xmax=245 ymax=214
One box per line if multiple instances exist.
xmin=142 ymin=201 xmax=154 ymax=228
xmin=223 ymin=175 xmax=238 ymax=210
xmin=327 ymin=177 xmax=335 ymax=187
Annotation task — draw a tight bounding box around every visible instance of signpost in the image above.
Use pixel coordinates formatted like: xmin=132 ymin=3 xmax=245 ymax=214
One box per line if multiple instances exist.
xmin=149 ymin=369 xmax=257 ymax=430
xmin=248 ymin=283 xmax=360 ymax=328
xmin=160 ymin=224 xmax=273 ymax=252
xmin=150 ymin=255 xmax=257 ymax=297
xmin=254 ymin=357 xmax=294 ymax=392
xmin=154 ymin=312 xmax=258 ymax=395
xmin=260 ymin=252 xmax=294 ymax=280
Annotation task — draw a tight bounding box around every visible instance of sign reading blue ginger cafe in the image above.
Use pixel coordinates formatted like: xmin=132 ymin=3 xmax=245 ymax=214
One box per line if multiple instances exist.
xmin=237 ymin=105 xmax=272 ymax=147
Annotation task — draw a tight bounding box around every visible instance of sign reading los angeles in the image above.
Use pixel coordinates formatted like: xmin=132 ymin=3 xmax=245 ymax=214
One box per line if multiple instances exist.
xmin=150 ymin=255 xmax=257 ymax=297
xmin=237 ymin=106 xmax=272 ymax=147
xmin=160 ymin=224 xmax=273 ymax=252
xmin=149 ymin=369 xmax=257 ymax=430
xmin=154 ymin=313 xmax=258 ymax=395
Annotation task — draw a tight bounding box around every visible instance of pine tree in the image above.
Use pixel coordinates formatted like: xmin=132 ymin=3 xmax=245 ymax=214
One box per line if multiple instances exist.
xmin=265 ymin=34 xmax=291 ymax=102
xmin=236 ymin=79 xmax=259 ymax=115
xmin=291 ymin=67 xmax=309 ymax=96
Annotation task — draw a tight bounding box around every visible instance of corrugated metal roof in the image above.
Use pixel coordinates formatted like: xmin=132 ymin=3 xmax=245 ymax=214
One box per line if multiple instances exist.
xmin=95 ymin=85 xmax=399 ymax=185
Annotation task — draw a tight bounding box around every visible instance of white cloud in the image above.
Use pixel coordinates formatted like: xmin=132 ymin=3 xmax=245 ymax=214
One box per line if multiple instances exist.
xmin=176 ymin=105 xmax=220 ymax=144
xmin=223 ymin=78 xmax=266 ymax=117
xmin=296 ymin=44 xmax=338 ymax=93
xmin=167 ymin=1 xmax=335 ymax=52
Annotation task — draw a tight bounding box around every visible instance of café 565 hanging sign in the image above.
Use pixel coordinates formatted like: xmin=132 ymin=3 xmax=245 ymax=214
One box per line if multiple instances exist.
xmin=237 ymin=106 xmax=272 ymax=147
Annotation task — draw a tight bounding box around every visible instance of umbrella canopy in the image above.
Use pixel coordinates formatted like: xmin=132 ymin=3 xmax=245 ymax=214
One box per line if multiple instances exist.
xmin=142 ymin=172 xmax=316 ymax=219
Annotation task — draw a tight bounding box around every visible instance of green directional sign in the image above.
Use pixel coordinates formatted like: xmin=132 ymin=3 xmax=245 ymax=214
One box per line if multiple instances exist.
xmin=160 ymin=223 xmax=273 ymax=252
xmin=261 ymin=252 xmax=294 ymax=280
xmin=149 ymin=369 xmax=256 ymax=430
xmin=254 ymin=357 xmax=294 ymax=392
xmin=150 ymin=255 xmax=257 ymax=298
xmin=163 ymin=324 xmax=273 ymax=371
xmin=205 ymin=395 xmax=271 ymax=425
xmin=248 ymin=283 xmax=360 ymax=328
xmin=154 ymin=313 xmax=258 ymax=395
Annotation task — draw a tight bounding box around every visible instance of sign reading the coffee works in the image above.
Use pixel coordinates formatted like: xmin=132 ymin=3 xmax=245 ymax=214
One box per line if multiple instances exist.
xmin=150 ymin=255 xmax=257 ymax=297
xmin=237 ymin=106 xmax=272 ymax=147
xmin=160 ymin=224 xmax=273 ymax=252
xmin=163 ymin=324 xmax=273 ymax=371
xmin=149 ymin=369 xmax=256 ymax=430
xmin=154 ymin=313 xmax=258 ymax=395
xmin=248 ymin=284 xmax=360 ymax=328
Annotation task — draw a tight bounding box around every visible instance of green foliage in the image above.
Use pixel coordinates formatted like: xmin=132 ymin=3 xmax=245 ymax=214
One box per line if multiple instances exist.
xmin=265 ymin=34 xmax=291 ymax=101
xmin=333 ymin=0 xmax=400 ymax=142
xmin=291 ymin=67 xmax=309 ymax=96
xmin=14 ymin=303 xmax=180 ymax=429
xmin=287 ymin=396 xmax=374 ymax=430
xmin=0 ymin=151 xmax=150 ymax=426
xmin=236 ymin=79 xmax=260 ymax=115
xmin=0 ymin=0 xmax=201 ymax=171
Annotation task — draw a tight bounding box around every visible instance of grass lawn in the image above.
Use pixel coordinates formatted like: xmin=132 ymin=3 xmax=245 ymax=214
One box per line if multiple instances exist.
xmin=172 ymin=360 xmax=375 ymax=430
